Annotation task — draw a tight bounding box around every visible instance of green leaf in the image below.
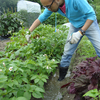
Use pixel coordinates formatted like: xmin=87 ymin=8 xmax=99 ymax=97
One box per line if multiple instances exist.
xmin=41 ymin=78 xmax=47 ymax=83
xmin=41 ymin=74 xmax=48 ymax=79
xmin=29 ymin=85 xmax=36 ymax=91
xmin=31 ymin=75 xmax=37 ymax=80
xmin=10 ymin=97 xmax=17 ymax=100
xmin=34 ymin=79 xmax=40 ymax=83
xmin=35 ymin=87 xmax=45 ymax=93
xmin=16 ymin=97 xmax=28 ymax=100
xmin=83 ymin=89 xmax=99 ymax=98
xmin=32 ymin=91 xmax=43 ymax=98
xmin=17 ymin=90 xmax=24 ymax=97
xmin=10 ymin=54 xmax=16 ymax=60
xmin=18 ymin=68 xmax=24 ymax=72
xmin=22 ymin=78 xmax=29 ymax=83
xmin=0 ymin=83 xmax=4 ymax=88
xmin=0 ymin=51 xmax=5 ymax=57
xmin=23 ymin=91 xmax=31 ymax=100
xmin=38 ymin=80 xmax=44 ymax=87
xmin=0 ymin=58 xmax=9 ymax=63
xmin=13 ymin=80 xmax=18 ymax=86
xmin=0 ymin=75 xmax=7 ymax=83
xmin=26 ymin=60 xmax=36 ymax=65
xmin=8 ymin=26 xmax=12 ymax=31
xmin=14 ymin=24 xmax=17 ymax=28
xmin=7 ymin=80 xmax=13 ymax=87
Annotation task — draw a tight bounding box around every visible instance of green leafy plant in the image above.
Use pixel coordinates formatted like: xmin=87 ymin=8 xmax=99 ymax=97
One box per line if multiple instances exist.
xmin=61 ymin=56 xmax=100 ymax=100
xmin=0 ymin=11 xmax=23 ymax=36
xmin=83 ymin=89 xmax=100 ymax=100
xmin=0 ymin=0 xmax=18 ymax=14
xmin=5 ymin=25 xmax=68 ymax=60
xmin=0 ymin=24 xmax=68 ymax=99
xmin=0 ymin=54 xmax=58 ymax=99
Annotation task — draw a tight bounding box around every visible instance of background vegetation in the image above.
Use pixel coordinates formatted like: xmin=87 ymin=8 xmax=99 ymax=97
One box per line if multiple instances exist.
xmin=0 ymin=0 xmax=18 ymax=15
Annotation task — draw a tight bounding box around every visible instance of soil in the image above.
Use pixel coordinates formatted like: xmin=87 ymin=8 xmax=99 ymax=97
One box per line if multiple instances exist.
xmin=0 ymin=38 xmax=10 ymax=51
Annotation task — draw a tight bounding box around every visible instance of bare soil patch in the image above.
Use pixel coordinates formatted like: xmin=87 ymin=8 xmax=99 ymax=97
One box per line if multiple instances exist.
xmin=0 ymin=38 xmax=10 ymax=51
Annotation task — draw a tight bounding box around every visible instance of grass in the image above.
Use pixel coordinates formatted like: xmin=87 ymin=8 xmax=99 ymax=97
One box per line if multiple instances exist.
xmin=93 ymin=0 xmax=100 ymax=5
xmin=76 ymin=36 xmax=97 ymax=60
xmin=96 ymin=6 xmax=100 ymax=22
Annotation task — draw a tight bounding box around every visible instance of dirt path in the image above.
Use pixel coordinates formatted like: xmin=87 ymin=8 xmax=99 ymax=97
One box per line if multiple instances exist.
xmin=0 ymin=38 xmax=10 ymax=51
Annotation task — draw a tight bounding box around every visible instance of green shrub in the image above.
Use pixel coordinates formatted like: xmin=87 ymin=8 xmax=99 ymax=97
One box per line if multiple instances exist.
xmin=18 ymin=10 xmax=40 ymax=28
xmin=0 ymin=11 xmax=23 ymax=36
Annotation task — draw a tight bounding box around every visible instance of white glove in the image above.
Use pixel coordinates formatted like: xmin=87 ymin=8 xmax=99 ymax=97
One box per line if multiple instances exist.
xmin=25 ymin=34 xmax=31 ymax=42
xmin=70 ymin=31 xmax=82 ymax=44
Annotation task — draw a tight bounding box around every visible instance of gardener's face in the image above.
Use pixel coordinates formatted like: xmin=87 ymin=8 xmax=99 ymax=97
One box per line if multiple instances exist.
xmin=40 ymin=0 xmax=60 ymax=12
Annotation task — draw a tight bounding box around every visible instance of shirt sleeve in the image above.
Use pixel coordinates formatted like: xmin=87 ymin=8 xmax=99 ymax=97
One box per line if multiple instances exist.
xmin=38 ymin=8 xmax=53 ymax=23
xmin=75 ymin=0 xmax=96 ymax=21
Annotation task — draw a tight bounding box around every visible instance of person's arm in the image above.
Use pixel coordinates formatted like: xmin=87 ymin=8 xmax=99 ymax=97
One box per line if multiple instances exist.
xmin=69 ymin=0 xmax=96 ymax=44
xmin=26 ymin=8 xmax=52 ymax=42
xmin=29 ymin=18 xmax=41 ymax=32
xmin=29 ymin=8 xmax=52 ymax=32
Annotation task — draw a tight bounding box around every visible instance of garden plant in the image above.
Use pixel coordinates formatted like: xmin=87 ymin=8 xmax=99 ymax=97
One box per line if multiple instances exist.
xmin=61 ymin=56 xmax=100 ymax=100
xmin=0 ymin=0 xmax=100 ymax=99
xmin=0 ymin=11 xmax=23 ymax=37
xmin=0 ymin=24 xmax=68 ymax=100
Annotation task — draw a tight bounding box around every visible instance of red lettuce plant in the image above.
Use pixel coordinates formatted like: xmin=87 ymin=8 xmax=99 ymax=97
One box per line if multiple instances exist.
xmin=61 ymin=56 xmax=100 ymax=100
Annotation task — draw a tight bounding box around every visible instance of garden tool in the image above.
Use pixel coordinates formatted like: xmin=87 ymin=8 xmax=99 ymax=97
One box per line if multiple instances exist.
xmin=58 ymin=66 xmax=68 ymax=81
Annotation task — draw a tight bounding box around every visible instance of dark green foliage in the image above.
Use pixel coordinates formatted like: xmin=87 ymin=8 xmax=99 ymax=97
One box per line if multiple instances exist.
xmin=87 ymin=0 xmax=100 ymax=22
xmin=0 ymin=11 xmax=23 ymax=36
xmin=0 ymin=0 xmax=18 ymax=15
xmin=95 ymin=6 xmax=100 ymax=22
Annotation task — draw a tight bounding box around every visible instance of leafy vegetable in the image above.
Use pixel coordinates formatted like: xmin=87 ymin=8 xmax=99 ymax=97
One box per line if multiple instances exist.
xmin=61 ymin=56 xmax=100 ymax=100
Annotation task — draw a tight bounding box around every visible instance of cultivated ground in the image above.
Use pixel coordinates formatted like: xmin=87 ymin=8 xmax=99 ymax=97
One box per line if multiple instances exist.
xmin=0 ymin=38 xmax=10 ymax=51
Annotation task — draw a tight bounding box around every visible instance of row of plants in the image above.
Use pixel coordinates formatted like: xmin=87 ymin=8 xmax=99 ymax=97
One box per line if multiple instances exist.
xmin=0 ymin=9 xmax=68 ymax=37
xmin=0 ymin=24 xmax=68 ymax=100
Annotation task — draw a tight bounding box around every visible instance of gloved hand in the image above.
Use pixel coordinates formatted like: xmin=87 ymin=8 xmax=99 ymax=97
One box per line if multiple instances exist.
xmin=25 ymin=30 xmax=32 ymax=42
xmin=70 ymin=31 xmax=83 ymax=44
xmin=25 ymin=34 xmax=31 ymax=42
